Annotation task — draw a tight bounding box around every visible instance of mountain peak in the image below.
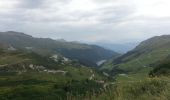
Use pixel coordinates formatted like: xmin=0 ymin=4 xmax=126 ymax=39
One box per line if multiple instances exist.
xmin=1 ymin=31 xmax=32 ymax=38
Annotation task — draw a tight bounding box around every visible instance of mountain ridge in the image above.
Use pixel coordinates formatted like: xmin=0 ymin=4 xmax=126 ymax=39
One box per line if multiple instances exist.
xmin=0 ymin=31 xmax=119 ymax=67
xmin=102 ymin=35 xmax=170 ymax=74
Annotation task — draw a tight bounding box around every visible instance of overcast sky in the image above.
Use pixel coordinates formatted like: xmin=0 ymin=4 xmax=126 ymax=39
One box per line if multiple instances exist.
xmin=0 ymin=0 xmax=170 ymax=43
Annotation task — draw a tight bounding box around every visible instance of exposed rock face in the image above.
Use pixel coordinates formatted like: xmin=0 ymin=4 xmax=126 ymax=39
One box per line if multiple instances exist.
xmin=0 ymin=63 xmax=45 ymax=72
xmin=45 ymin=70 xmax=67 ymax=75
xmin=50 ymin=54 xmax=70 ymax=63
xmin=0 ymin=63 xmax=68 ymax=75
xmin=7 ymin=46 xmax=16 ymax=51
xmin=25 ymin=47 xmax=33 ymax=50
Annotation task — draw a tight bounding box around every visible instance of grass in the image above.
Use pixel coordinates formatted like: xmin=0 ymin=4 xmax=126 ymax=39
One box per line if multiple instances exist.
xmin=0 ymin=71 xmax=107 ymax=100
xmin=0 ymin=49 xmax=170 ymax=100
xmin=69 ymin=76 xmax=170 ymax=100
xmin=0 ymin=50 xmax=110 ymax=100
xmin=102 ymin=46 xmax=170 ymax=74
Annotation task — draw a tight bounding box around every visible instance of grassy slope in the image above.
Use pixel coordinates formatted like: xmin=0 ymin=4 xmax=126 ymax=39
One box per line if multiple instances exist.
xmin=71 ymin=57 xmax=170 ymax=100
xmin=0 ymin=49 xmax=110 ymax=100
xmin=93 ymin=35 xmax=170 ymax=100
xmin=102 ymin=35 xmax=170 ymax=77
xmin=111 ymin=56 xmax=170 ymax=100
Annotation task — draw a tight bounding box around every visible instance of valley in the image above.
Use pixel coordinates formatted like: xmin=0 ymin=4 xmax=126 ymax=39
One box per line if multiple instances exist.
xmin=0 ymin=32 xmax=170 ymax=100
xmin=0 ymin=0 xmax=170 ymax=99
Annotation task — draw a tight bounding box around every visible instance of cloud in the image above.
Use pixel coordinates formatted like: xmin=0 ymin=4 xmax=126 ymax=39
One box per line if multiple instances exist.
xmin=0 ymin=0 xmax=170 ymax=43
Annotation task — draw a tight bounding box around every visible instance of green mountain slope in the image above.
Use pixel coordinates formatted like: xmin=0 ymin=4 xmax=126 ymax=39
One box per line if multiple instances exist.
xmin=0 ymin=31 xmax=119 ymax=67
xmin=84 ymin=46 xmax=170 ymax=100
xmin=70 ymin=56 xmax=170 ymax=100
xmin=102 ymin=35 xmax=170 ymax=74
xmin=149 ymin=55 xmax=170 ymax=77
xmin=0 ymin=49 xmax=111 ymax=100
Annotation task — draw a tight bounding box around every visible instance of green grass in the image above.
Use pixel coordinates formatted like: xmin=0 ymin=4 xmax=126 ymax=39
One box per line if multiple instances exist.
xmin=0 ymin=49 xmax=110 ymax=100
xmin=0 ymin=48 xmax=170 ymax=100
xmin=69 ymin=76 xmax=170 ymax=100
xmin=0 ymin=70 xmax=108 ymax=100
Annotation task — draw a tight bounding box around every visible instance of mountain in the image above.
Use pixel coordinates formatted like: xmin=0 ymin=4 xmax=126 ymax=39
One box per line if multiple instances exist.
xmin=102 ymin=35 xmax=170 ymax=74
xmin=0 ymin=31 xmax=119 ymax=67
xmin=93 ymin=42 xmax=138 ymax=53
xmin=0 ymin=33 xmax=169 ymax=100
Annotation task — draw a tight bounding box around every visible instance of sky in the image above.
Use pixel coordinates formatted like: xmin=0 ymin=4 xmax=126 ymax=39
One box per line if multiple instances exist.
xmin=0 ymin=0 xmax=170 ymax=44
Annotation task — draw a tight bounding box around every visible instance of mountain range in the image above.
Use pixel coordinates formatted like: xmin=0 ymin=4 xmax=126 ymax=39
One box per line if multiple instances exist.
xmin=0 ymin=31 xmax=119 ymax=67
xmin=0 ymin=32 xmax=170 ymax=99
xmin=92 ymin=42 xmax=139 ymax=53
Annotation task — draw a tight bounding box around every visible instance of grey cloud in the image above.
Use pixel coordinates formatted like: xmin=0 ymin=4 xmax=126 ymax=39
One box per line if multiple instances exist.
xmin=98 ymin=6 xmax=135 ymax=24
xmin=17 ymin=0 xmax=44 ymax=9
xmin=93 ymin=0 xmax=120 ymax=4
xmin=0 ymin=0 xmax=170 ymax=43
xmin=16 ymin=0 xmax=71 ymax=9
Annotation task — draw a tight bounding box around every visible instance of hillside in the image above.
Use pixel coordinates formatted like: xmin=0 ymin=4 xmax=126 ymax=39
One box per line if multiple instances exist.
xmin=102 ymin=35 xmax=170 ymax=74
xmin=0 ymin=31 xmax=119 ymax=67
xmin=86 ymin=40 xmax=170 ymax=100
xmin=0 ymin=35 xmax=170 ymax=100
xmin=149 ymin=55 xmax=170 ymax=77
xmin=70 ymin=55 xmax=170 ymax=100
xmin=0 ymin=49 xmax=112 ymax=100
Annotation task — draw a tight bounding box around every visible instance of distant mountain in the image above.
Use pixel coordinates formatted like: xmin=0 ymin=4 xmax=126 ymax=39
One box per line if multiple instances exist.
xmin=0 ymin=31 xmax=119 ymax=67
xmin=91 ymin=42 xmax=138 ymax=53
xmin=102 ymin=35 xmax=170 ymax=74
